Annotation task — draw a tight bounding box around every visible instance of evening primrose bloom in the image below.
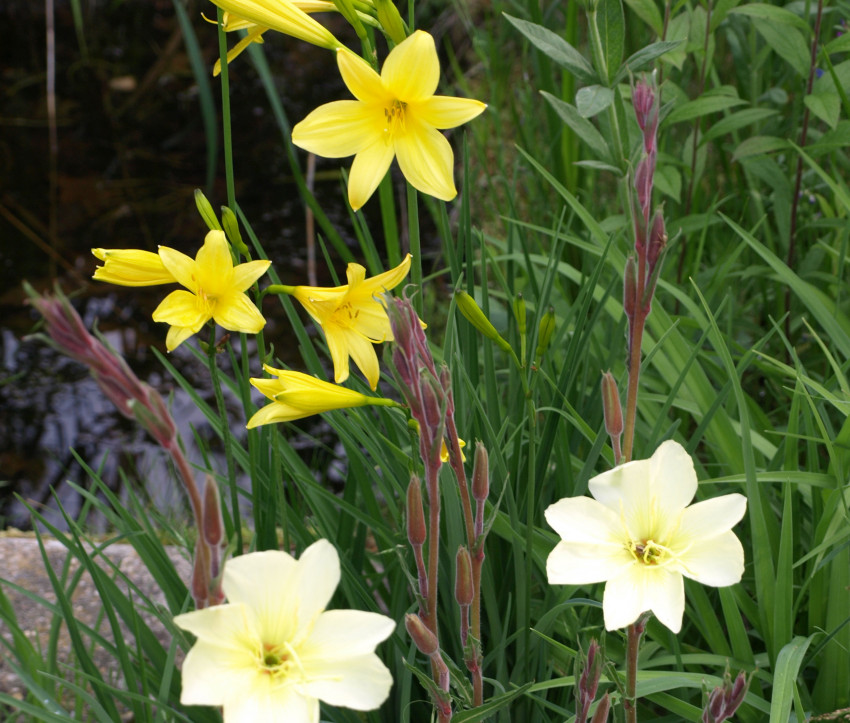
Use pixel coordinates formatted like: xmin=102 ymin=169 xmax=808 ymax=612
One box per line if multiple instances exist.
xmin=283 ymin=254 xmax=411 ymax=389
xmin=291 ymin=30 xmax=487 ymax=210
xmin=247 ymin=366 xmax=397 ymax=427
xmin=92 ymin=248 xmax=176 ymax=286
xmin=545 ymin=440 xmax=746 ymax=633
xmin=152 ymin=230 xmax=271 ymax=351
xmin=174 ymin=540 xmax=395 ymax=722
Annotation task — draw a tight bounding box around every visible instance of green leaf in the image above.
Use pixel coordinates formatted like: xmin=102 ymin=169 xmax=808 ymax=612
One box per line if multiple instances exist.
xmin=770 ymin=636 xmax=815 ymax=723
xmin=541 ymin=91 xmax=612 ymax=163
xmin=654 ymin=164 xmax=681 ymax=202
xmin=825 ymin=32 xmax=850 ymax=54
xmin=503 ymin=14 xmax=598 ymax=85
xmin=664 ymin=93 xmax=747 ymax=125
xmin=750 ymin=17 xmax=811 ymax=77
xmin=596 ymin=0 xmax=625 ymax=84
xmin=452 ymin=683 xmax=535 ymax=722
xmin=731 ymin=135 xmax=790 ymax=162
xmin=810 ymin=120 xmax=850 ymax=157
xmin=575 ymin=85 xmax=615 ymax=118
xmin=700 ymin=107 xmax=779 ymax=144
xmin=730 ymin=3 xmax=812 ymax=33
xmin=805 ymin=90 xmax=841 ymax=129
xmin=614 ymin=39 xmax=683 ymax=83
xmin=623 ymin=0 xmax=663 ymax=34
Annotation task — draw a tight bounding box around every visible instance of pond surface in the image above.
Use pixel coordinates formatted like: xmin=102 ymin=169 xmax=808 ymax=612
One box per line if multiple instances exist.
xmin=0 ymin=0 xmax=371 ymax=529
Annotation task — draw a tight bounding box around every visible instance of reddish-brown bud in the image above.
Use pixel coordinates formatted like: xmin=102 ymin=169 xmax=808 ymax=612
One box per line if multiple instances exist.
xmin=472 ymin=443 xmax=490 ymax=503
xmin=601 ymin=372 xmax=623 ymax=438
xmin=590 ymin=692 xmax=612 ymax=723
xmin=647 ymin=209 xmax=667 ymax=272
xmin=406 ymin=476 xmax=427 ymax=546
xmin=202 ymin=475 xmax=225 ymax=548
xmin=454 ymin=546 xmax=474 ymax=607
xmin=405 ymin=613 xmax=439 ymax=656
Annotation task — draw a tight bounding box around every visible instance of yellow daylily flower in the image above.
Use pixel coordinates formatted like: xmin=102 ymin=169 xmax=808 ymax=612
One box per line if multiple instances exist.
xmin=283 ymin=254 xmax=411 ymax=389
xmin=211 ymin=5 xmax=342 ymax=76
xmin=247 ymin=365 xmax=397 ymax=427
xmin=151 ymin=230 xmax=271 ymax=351
xmin=545 ymin=440 xmax=747 ymax=633
xmin=291 ymin=30 xmax=487 ymax=211
xmin=174 ymin=540 xmax=395 ymax=721
xmin=439 ymin=436 xmax=466 ymax=464
xmin=92 ymin=248 xmax=176 ymax=287
xmin=208 ymin=0 xmax=342 ymax=64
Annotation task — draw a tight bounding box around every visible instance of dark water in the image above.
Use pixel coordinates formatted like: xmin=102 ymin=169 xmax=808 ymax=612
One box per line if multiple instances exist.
xmin=0 ymin=0 xmax=366 ymax=529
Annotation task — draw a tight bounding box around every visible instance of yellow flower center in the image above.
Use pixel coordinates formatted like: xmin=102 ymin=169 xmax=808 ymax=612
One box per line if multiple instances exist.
xmin=382 ymin=99 xmax=407 ymax=141
xmin=258 ymin=641 xmax=304 ymax=682
xmin=629 ymin=539 xmax=672 ymax=566
xmin=330 ymin=300 xmax=360 ymax=327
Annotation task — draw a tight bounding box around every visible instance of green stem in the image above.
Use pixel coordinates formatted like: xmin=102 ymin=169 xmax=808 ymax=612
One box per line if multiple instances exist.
xmin=216 ymin=9 xmax=236 ymax=209
xmin=207 ymin=327 xmax=242 ymax=553
xmin=408 ymin=184 xmax=422 ymax=316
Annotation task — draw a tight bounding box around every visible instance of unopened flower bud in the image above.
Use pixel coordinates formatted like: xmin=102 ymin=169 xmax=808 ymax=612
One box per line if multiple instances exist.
xmin=194 ymin=189 xmax=222 ymax=231
xmin=647 ymin=209 xmax=667 ymax=272
xmin=634 ymin=151 xmax=656 ymax=220
xmin=420 ymin=371 xmax=443 ymax=433
xmin=405 ymin=613 xmax=439 ymax=656
xmin=702 ymin=670 xmax=749 ymax=723
xmin=221 ymin=205 xmax=250 ymax=258
xmin=374 ymin=0 xmax=407 ymax=44
xmin=202 ymin=475 xmax=225 ymax=548
xmin=513 ymin=293 xmax=527 ymax=334
xmin=191 ymin=539 xmax=211 ymax=609
xmin=472 ymin=443 xmax=490 ymax=503
xmin=407 ymin=476 xmax=426 ymax=546
xmin=535 ymin=307 xmax=556 ymax=362
xmin=455 ymin=546 xmax=474 ymax=607
xmin=601 ymin=372 xmax=623 ymax=438
xmin=579 ymin=639 xmax=604 ymax=706
xmin=590 ymin=692 xmax=612 ymax=723
xmin=456 ymin=291 xmax=513 ymax=354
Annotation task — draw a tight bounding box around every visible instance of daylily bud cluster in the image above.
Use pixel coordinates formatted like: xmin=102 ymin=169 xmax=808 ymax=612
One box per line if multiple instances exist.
xmin=702 ymin=670 xmax=749 ymax=723
xmin=576 ymin=640 xmax=608 ymax=723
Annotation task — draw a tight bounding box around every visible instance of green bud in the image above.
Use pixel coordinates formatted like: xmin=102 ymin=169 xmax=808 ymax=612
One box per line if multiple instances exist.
xmin=194 ymin=189 xmax=222 ymax=231
xmin=374 ymin=0 xmax=407 ymax=45
xmin=456 ymin=291 xmax=513 ymax=354
xmin=221 ymin=206 xmax=250 ymax=258
xmin=534 ymin=307 xmax=556 ymax=362
xmin=512 ymin=293 xmax=527 ymax=334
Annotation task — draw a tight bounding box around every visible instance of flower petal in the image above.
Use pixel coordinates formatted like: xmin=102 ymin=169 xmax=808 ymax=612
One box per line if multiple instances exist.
xmin=301 ymin=653 xmax=393 ymax=710
xmin=348 ymin=140 xmax=395 ymax=210
xmin=325 ymin=326 xmax=352 ymax=384
xmin=413 ymin=96 xmax=487 ymax=130
xmin=224 ymin=684 xmax=320 ymax=723
xmin=547 ymin=539 xmax=634 ymax=585
xmin=394 ymin=120 xmax=456 ymax=201
xmin=544 ymin=495 xmax=622 ymax=544
xmin=288 ymin=540 xmax=341 ymax=640
xmin=292 ymin=100 xmax=379 ymax=158
xmin=246 ymin=401 xmax=303 ymax=427
xmin=677 ymin=529 xmax=745 ymax=587
xmin=676 ymin=493 xmax=747 ymax=545
xmin=165 ymin=324 xmax=198 ymax=351
xmin=195 ymin=230 xmax=234 ymax=295
xmin=303 ymin=609 xmax=395 ymax=659
xmin=337 ymin=48 xmax=387 ymax=104
xmin=152 ymin=290 xmax=208 ymax=330
xmin=158 ymin=246 xmax=198 ymax=292
xmin=231 ymin=259 xmax=272 ymax=292
xmin=213 ymin=292 xmax=267 ymax=334
xmin=643 ymin=567 xmax=685 ymax=633
xmin=602 ymin=566 xmax=648 ymax=631
xmin=343 ymin=329 xmax=381 ymax=390
xmin=382 ymin=31 xmax=439 ymax=101
xmin=210 ymin=0 xmax=339 ymax=50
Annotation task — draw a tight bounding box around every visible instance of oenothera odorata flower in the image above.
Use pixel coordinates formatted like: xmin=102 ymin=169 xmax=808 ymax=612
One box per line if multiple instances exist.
xmin=282 ymin=254 xmax=411 ymax=389
xmin=545 ymin=440 xmax=747 ymax=633
xmin=291 ymin=31 xmax=486 ymax=210
xmin=174 ymin=540 xmax=395 ymax=721
xmin=247 ymin=366 xmax=397 ymax=427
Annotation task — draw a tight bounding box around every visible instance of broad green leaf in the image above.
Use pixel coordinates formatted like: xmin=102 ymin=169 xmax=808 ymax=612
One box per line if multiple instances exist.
xmin=596 ymin=0 xmax=625 ymax=84
xmin=541 ymin=91 xmax=612 ymax=162
xmin=655 ymin=164 xmax=681 ymax=202
xmin=576 ymin=85 xmax=615 ymax=118
xmin=751 ymin=17 xmax=810 ymax=77
xmin=664 ymin=94 xmax=747 ymax=125
xmin=825 ymin=32 xmax=850 ymax=54
xmin=623 ymin=0 xmax=663 ymax=34
xmin=701 ymin=107 xmax=778 ymax=144
xmin=810 ymin=120 xmax=850 ymax=157
xmin=732 ymin=135 xmax=790 ymax=161
xmin=805 ymin=90 xmax=841 ymax=130
xmin=730 ymin=3 xmax=811 ymax=33
xmin=613 ymin=40 xmax=684 ymax=83
xmin=503 ymin=14 xmax=598 ymax=85
xmin=770 ymin=636 xmax=815 ymax=723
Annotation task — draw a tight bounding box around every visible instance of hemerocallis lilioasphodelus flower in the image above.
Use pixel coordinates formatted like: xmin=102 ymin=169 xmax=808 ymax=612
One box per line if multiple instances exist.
xmin=151 ymin=230 xmax=271 ymax=351
xmin=545 ymin=440 xmax=747 ymax=633
xmin=174 ymin=540 xmax=395 ymax=721
xmin=92 ymin=248 xmax=176 ymax=286
xmin=209 ymin=4 xmax=345 ymax=76
xmin=247 ymin=366 xmax=398 ymax=427
xmin=291 ymin=30 xmax=487 ymax=210
xmin=281 ymin=254 xmax=411 ymax=389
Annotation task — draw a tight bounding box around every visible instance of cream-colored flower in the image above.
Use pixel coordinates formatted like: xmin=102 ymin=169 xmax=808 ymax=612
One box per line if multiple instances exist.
xmin=291 ymin=30 xmax=486 ymax=210
xmin=247 ymin=366 xmax=397 ymax=427
xmin=174 ymin=540 xmax=395 ymax=722
xmin=152 ymin=230 xmax=271 ymax=351
xmin=545 ymin=440 xmax=747 ymax=633
xmin=282 ymin=254 xmax=411 ymax=389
